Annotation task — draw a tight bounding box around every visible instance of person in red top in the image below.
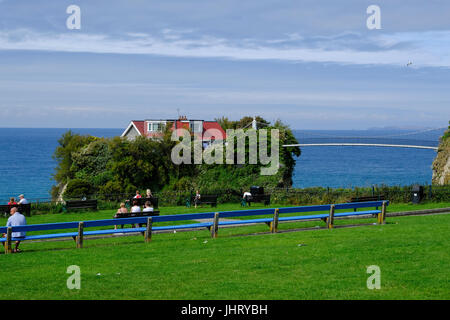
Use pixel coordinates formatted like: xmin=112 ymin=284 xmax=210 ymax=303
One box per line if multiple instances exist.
xmin=133 ymin=190 xmax=142 ymax=199
xmin=7 ymin=197 xmax=17 ymax=205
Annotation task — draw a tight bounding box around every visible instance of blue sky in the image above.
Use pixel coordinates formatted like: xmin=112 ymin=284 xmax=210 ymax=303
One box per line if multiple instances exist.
xmin=0 ymin=0 xmax=449 ymax=129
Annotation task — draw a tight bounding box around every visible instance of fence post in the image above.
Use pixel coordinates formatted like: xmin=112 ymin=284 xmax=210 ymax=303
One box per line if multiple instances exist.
xmin=327 ymin=205 xmax=335 ymax=229
xmin=211 ymin=212 xmax=220 ymax=238
xmin=5 ymin=227 xmax=12 ymax=254
xmin=380 ymin=201 xmax=387 ymax=224
xmin=76 ymin=222 xmax=84 ymax=248
xmin=145 ymin=217 xmax=153 ymax=243
xmin=270 ymin=208 xmax=279 ymax=233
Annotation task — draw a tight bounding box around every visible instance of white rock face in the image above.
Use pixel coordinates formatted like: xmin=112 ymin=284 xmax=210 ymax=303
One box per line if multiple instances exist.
xmin=432 ymin=134 xmax=450 ymax=185
xmin=438 ymin=157 xmax=450 ymax=185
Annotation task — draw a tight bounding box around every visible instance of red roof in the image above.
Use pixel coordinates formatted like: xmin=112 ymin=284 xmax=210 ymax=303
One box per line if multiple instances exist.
xmin=203 ymin=121 xmax=227 ymax=140
xmin=125 ymin=119 xmax=226 ymax=141
xmin=132 ymin=121 xmax=145 ymax=136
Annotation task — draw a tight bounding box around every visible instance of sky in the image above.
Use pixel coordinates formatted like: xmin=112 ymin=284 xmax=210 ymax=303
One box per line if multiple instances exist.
xmin=0 ymin=0 xmax=449 ymax=130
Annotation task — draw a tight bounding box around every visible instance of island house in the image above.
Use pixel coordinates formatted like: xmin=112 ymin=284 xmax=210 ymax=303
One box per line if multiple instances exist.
xmin=121 ymin=116 xmax=227 ymax=144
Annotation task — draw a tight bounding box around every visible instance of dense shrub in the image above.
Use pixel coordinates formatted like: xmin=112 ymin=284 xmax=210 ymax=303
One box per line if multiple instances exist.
xmin=52 ymin=117 xmax=301 ymax=201
xmin=64 ymin=179 xmax=94 ymax=199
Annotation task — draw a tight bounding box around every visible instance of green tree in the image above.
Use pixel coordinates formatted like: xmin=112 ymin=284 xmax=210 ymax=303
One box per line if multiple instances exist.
xmin=52 ymin=117 xmax=301 ymax=199
xmin=52 ymin=131 xmax=96 ymax=184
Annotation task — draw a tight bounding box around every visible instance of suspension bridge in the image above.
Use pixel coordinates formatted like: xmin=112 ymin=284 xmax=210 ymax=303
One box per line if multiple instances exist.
xmin=282 ymin=127 xmax=447 ymax=151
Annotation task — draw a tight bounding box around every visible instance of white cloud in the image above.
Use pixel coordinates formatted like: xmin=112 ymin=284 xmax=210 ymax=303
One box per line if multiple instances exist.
xmin=0 ymin=29 xmax=450 ymax=67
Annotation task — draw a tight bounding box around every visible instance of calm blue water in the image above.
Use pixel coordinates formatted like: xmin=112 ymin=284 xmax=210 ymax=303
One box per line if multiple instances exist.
xmin=0 ymin=128 xmax=122 ymax=201
xmin=292 ymin=129 xmax=442 ymax=188
xmin=0 ymin=128 xmax=443 ymax=200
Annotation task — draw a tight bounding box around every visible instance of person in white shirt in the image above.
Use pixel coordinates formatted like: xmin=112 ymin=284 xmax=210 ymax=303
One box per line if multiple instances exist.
xmin=18 ymin=194 xmax=29 ymax=205
xmin=143 ymin=201 xmax=154 ymax=213
xmin=130 ymin=200 xmax=141 ymax=228
xmin=2 ymin=207 xmax=27 ymax=253
xmin=131 ymin=200 xmax=141 ymax=213
xmin=243 ymin=191 xmax=252 ymax=206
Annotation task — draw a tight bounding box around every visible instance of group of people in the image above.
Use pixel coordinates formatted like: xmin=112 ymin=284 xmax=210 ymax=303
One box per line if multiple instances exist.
xmin=2 ymin=194 xmax=29 ymax=253
xmin=113 ymin=189 xmax=155 ymax=230
xmin=7 ymin=194 xmax=29 ymax=206
xmin=3 ymin=190 xmax=254 ymax=252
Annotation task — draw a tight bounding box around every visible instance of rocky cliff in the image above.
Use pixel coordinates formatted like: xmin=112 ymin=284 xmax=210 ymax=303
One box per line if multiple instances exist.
xmin=432 ymin=126 xmax=450 ymax=185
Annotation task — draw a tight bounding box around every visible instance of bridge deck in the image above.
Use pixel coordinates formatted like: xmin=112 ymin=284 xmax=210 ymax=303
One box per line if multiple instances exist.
xmin=282 ymin=143 xmax=438 ymax=150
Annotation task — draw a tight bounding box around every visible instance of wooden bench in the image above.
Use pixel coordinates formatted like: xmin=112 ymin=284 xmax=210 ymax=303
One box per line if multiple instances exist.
xmin=0 ymin=212 xmax=215 ymax=253
xmin=0 ymin=200 xmax=389 ymax=254
xmin=187 ymin=195 xmax=218 ymax=207
xmin=64 ymin=199 xmax=98 ymax=211
xmin=0 ymin=204 xmax=31 ymax=217
xmin=351 ymin=195 xmax=386 ymax=202
xmin=350 ymin=195 xmax=386 ymax=211
xmin=114 ymin=211 xmax=160 ymax=219
xmin=243 ymin=194 xmax=271 ymax=206
xmin=114 ymin=210 xmax=160 ymax=228
xmin=215 ymin=200 xmax=389 ymax=236
xmin=127 ymin=197 xmax=159 ymax=209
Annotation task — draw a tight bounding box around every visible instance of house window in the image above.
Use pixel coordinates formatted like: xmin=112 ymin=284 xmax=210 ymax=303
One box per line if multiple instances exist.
xmin=190 ymin=121 xmax=203 ymax=133
xmin=148 ymin=122 xmax=164 ymax=132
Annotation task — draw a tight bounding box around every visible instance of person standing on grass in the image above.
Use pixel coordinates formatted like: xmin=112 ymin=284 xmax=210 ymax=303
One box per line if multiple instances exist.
xmin=194 ymin=190 xmax=201 ymax=208
xmin=2 ymin=207 xmax=27 ymax=253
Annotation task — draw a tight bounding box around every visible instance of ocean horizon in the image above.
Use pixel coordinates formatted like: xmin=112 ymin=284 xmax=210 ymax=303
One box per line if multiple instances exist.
xmin=0 ymin=127 xmax=444 ymax=201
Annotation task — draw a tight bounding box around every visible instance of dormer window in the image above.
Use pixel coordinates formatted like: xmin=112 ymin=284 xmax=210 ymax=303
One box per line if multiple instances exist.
xmin=148 ymin=121 xmax=165 ymax=132
xmin=190 ymin=121 xmax=203 ymax=133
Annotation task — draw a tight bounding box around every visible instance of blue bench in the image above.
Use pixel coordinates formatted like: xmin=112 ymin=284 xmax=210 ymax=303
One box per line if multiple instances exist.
xmin=0 ymin=201 xmax=388 ymax=253
xmin=215 ymin=201 xmax=388 ymax=233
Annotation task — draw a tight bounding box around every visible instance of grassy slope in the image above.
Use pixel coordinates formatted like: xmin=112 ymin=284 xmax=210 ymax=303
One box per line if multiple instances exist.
xmin=0 ymin=203 xmax=449 ymax=300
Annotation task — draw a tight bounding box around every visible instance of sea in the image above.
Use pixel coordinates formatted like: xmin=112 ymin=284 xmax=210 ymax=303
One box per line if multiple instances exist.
xmin=0 ymin=128 xmax=444 ymax=201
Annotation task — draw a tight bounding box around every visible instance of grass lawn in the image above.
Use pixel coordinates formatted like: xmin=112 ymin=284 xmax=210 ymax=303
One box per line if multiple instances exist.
xmin=0 ymin=201 xmax=449 ymax=299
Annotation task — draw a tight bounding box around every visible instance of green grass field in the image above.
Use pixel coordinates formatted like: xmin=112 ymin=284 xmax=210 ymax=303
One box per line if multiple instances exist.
xmin=0 ymin=202 xmax=449 ymax=300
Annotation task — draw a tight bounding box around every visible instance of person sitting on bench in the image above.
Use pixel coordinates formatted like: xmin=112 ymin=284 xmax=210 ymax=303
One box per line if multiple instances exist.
xmin=114 ymin=203 xmax=128 ymax=230
xmin=2 ymin=207 xmax=27 ymax=253
xmin=243 ymin=191 xmax=252 ymax=200
xmin=131 ymin=200 xmax=141 ymax=213
xmin=145 ymin=189 xmax=153 ymax=199
xmin=8 ymin=197 xmax=17 ymax=205
xmin=133 ymin=190 xmax=142 ymax=199
xmin=18 ymin=194 xmax=29 ymax=205
xmin=130 ymin=200 xmax=141 ymax=227
xmin=243 ymin=191 xmax=252 ymax=205
xmin=143 ymin=201 xmax=154 ymax=213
